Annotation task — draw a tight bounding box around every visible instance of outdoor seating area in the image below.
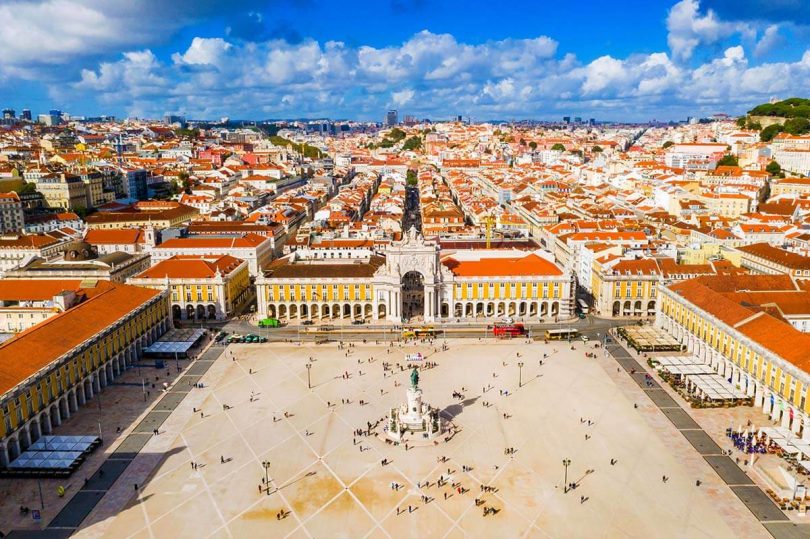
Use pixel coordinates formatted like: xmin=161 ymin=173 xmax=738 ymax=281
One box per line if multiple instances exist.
xmin=651 ymin=355 xmax=752 ymax=408
xmin=617 ymin=325 xmax=683 ymax=352
xmin=724 ymin=426 xmax=810 ymax=511
xmin=1 ymin=435 xmax=101 ymax=478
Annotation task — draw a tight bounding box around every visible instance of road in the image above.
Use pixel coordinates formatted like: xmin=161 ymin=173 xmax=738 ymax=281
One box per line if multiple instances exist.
xmin=221 ymin=314 xmax=625 ymax=342
xmin=402 ymin=185 xmax=422 ymax=232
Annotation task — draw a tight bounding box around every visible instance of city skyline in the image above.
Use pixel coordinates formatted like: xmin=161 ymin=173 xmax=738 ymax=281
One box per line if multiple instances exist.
xmin=2 ymin=0 xmax=810 ymax=121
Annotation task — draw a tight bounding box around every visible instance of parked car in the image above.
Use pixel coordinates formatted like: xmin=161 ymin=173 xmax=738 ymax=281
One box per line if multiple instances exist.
xmin=302 ymin=320 xmax=314 ymax=326
xmin=215 ymin=331 xmax=227 ymax=342
xmin=351 ymin=319 xmax=365 ymax=325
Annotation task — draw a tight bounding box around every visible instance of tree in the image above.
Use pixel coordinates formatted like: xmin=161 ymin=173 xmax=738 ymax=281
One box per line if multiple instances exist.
xmin=746 ymin=119 xmax=762 ymax=130
xmin=736 ymin=117 xmax=747 ymax=127
xmin=592 ymin=145 xmax=603 ymax=153
xmin=760 ymin=124 xmax=784 ymax=142
xmin=528 ymin=141 xmax=537 ymax=150
xmin=783 ymin=117 xmax=810 ymax=136
xmin=662 ymin=141 xmax=674 ymax=149
xmin=766 ymin=160 xmax=783 ymax=177
xmin=519 ymin=138 xmax=526 ymax=146
xmin=406 ymin=169 xmax=417 ymax=186
xmin=716 ymin=154 xmax=739 ymax=167
xmin=402 ymin=136 xmax=422 ymax=151
xmin=178 ymin=171 xmax=192 ymax=194
xmin=15 ymin=182 xmax=37 ymax=195
xmin=551 ymin=143 xmax=566 ymax=151
xmin=388 ymin=127 xmax=406 ymax=142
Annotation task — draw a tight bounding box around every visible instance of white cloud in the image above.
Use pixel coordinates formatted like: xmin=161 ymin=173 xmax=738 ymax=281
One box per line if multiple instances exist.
xmin=392 ymin=89 xmax=415 ymax=106
xmin=754 ymin=25 xmax=782 ymax=57
xmin=56 ymin=28 xmax=810 ymax=121
xmin=666 ymin=0 xmax=739 ymax=61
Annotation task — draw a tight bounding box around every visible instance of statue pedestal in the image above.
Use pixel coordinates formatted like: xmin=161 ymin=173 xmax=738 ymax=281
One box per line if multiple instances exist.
xmin=386 ymin=386 xmax=443 ymax=444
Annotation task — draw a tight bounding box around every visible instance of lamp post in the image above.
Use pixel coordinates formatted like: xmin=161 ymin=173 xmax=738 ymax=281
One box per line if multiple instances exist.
xmin=262 ymin=460 xmax=271 ymax=485
xmin=306 ymin=363 xmax=312 ymax=389
xmin=518 ymin=362 xmax=524 ymax=388
xmin=562 ymin=458 xmax=571 ymax=493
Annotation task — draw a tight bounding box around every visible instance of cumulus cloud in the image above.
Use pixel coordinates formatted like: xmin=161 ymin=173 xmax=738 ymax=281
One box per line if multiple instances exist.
xmin=754 ymin=25 xmax=783 ymax=57
xmin=666 ymin=0 xmax=741 ymax=61
xmin=0 ymin=0 xmax=261 ymax=79
xmin=63 ymin=28 xmax=810 ymax=121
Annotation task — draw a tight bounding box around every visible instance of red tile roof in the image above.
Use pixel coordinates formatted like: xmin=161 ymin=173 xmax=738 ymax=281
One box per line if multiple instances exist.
xmin=0 ymin=282 xmax=163 ymax=395
xmin=442 ymin=253 xmax=563 ymax=277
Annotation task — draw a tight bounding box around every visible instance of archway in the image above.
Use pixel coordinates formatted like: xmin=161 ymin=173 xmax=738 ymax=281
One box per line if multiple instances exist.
xmin=186 ymin=305 xmax=195 ymax=319
xmin=207 ymin=304 xmax=216 ymax=319
xmin=612 ymin=301 xmax=620 ymax=317
xmin=172 ymin=305 xmax=181 ymax=319
xmin=401 ymin=271 xmax=424 ymax=321
xmin=196 ymin=304 xmax=205 ymax=319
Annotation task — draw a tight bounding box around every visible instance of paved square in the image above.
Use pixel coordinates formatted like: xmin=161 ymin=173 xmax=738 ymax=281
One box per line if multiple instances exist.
xmin=77 ymin=340 xmax=768 ymax=538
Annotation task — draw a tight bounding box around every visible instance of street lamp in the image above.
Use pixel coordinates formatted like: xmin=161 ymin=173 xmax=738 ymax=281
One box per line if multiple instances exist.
xmin=562 ymin=458 xmax=571 ymax=493
xmin=518 ymin=362 xmax=524 ymax=388
xmin=262 ymin=460 xmax=271 ymax=485
xmin=306 ymin=363 xmax=312 ymax=389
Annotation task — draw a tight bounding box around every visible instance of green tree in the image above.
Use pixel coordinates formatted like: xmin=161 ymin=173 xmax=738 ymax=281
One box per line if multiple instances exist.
xmin=402 ymin=136 xmax=422 ymax=151
xmin=551 ymin=143 xmax=566 ymax=151
xmin=662 ymin=141 xmax=674 ymax=149
xmin=760 ymin=124 xmax=784 ymax=142
xmin=766 ymin=160 xmax=783 ymax=177
xmin=735 ymin=117 xmax=747 ymax=127
xmin=716 ymin=154 xmax=739 ymax=167
xmin=746 ymin=120 xmax=762 ymax=130
xmin=783 ymin=117 xmax=810 ymax=135
xmin=177 ymin=171 xmax=192 ymax=194
xmin=519 ymin=138 xmax=526 ymax=146
xmin=528 ymin=141 xmax=537 ymax=150
xmin=388 ymin=127 xmax=406 ymax=142
xmin=592 ymin=145 xmax=603 ymax=153
xmin=15 ymin=182 xmax=37 ymax=195
xmin=406 ymin=169 xmax=418 ymax=186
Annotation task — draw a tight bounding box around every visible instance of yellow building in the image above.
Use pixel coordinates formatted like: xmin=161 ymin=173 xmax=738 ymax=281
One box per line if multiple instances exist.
xmin=0 ymin=281 xmax=170 ymax=465
xmin=591 ymin=257 xmax=660 ymax=318
xmin=256 ymin=233 xmax=573 ymax=323
xmin=657 ymin=274 xmax=810 ymax=440
xmin=85 ymin=201 xmax=199 ymax=230
xmin=128 ymin=255 xmax=251 ymax=320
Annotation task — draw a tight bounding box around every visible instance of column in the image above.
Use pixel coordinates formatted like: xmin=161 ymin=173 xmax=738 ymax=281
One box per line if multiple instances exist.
xmin=803 ymin=416 xmax=810 ymax=442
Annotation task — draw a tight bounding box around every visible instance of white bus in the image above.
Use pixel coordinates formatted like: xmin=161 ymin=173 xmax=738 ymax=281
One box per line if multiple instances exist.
xmin=577 ymin=299 xmax=589 ymax=314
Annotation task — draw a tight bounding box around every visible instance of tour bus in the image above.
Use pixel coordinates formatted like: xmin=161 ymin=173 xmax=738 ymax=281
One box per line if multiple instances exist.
xmin=493 ymin=322 xmax=525 ymax=337
xmin=258 ymin=317 xmax=281 ymax=328
xmin=544 ymin=328 xmax=579 ymax=341
xmin=577 ymin=299 xmax=589 ymax=315
xmin=402 ymin=326 xmax=436 ymax=339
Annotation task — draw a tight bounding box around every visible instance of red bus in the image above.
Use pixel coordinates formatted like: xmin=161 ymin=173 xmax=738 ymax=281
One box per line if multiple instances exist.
xmin=493 ymin=323 xmax=525 ymax=337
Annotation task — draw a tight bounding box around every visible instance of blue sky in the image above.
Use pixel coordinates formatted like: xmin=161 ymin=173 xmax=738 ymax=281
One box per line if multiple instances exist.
xmin=1 ymin=0 xmax=809 ymax=121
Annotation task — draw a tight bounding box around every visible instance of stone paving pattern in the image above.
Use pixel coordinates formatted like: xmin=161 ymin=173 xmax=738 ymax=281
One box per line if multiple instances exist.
xmin=67 ymin=338 xmax=769 ymax=538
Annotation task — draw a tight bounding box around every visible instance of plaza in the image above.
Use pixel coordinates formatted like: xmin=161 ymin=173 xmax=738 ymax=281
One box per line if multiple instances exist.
xmin=59 ymin=337 xmax=770 ymax=538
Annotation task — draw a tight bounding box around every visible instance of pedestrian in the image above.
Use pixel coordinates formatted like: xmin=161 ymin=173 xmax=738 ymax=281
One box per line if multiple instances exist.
xmin=696 ymin=480 xmax=701 ymax=487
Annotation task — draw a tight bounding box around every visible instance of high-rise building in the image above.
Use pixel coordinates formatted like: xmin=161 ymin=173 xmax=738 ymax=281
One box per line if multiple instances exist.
xmin=574 ymin=116 xmax=582 ymax=123
xmin=164 ymin=114 xmax=186 ymax=127
xmin=21 ymin=109 xmax=31 ymax=121
xmin=562 ymin=116 xmax=571 ymax=124
xmin=2 ymin=109 xmax=15 ymax=119
xmin=39 ymin=110 xmax=62 ymax=126
xmin=386 ymin=110 xmax=398 ymax=127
